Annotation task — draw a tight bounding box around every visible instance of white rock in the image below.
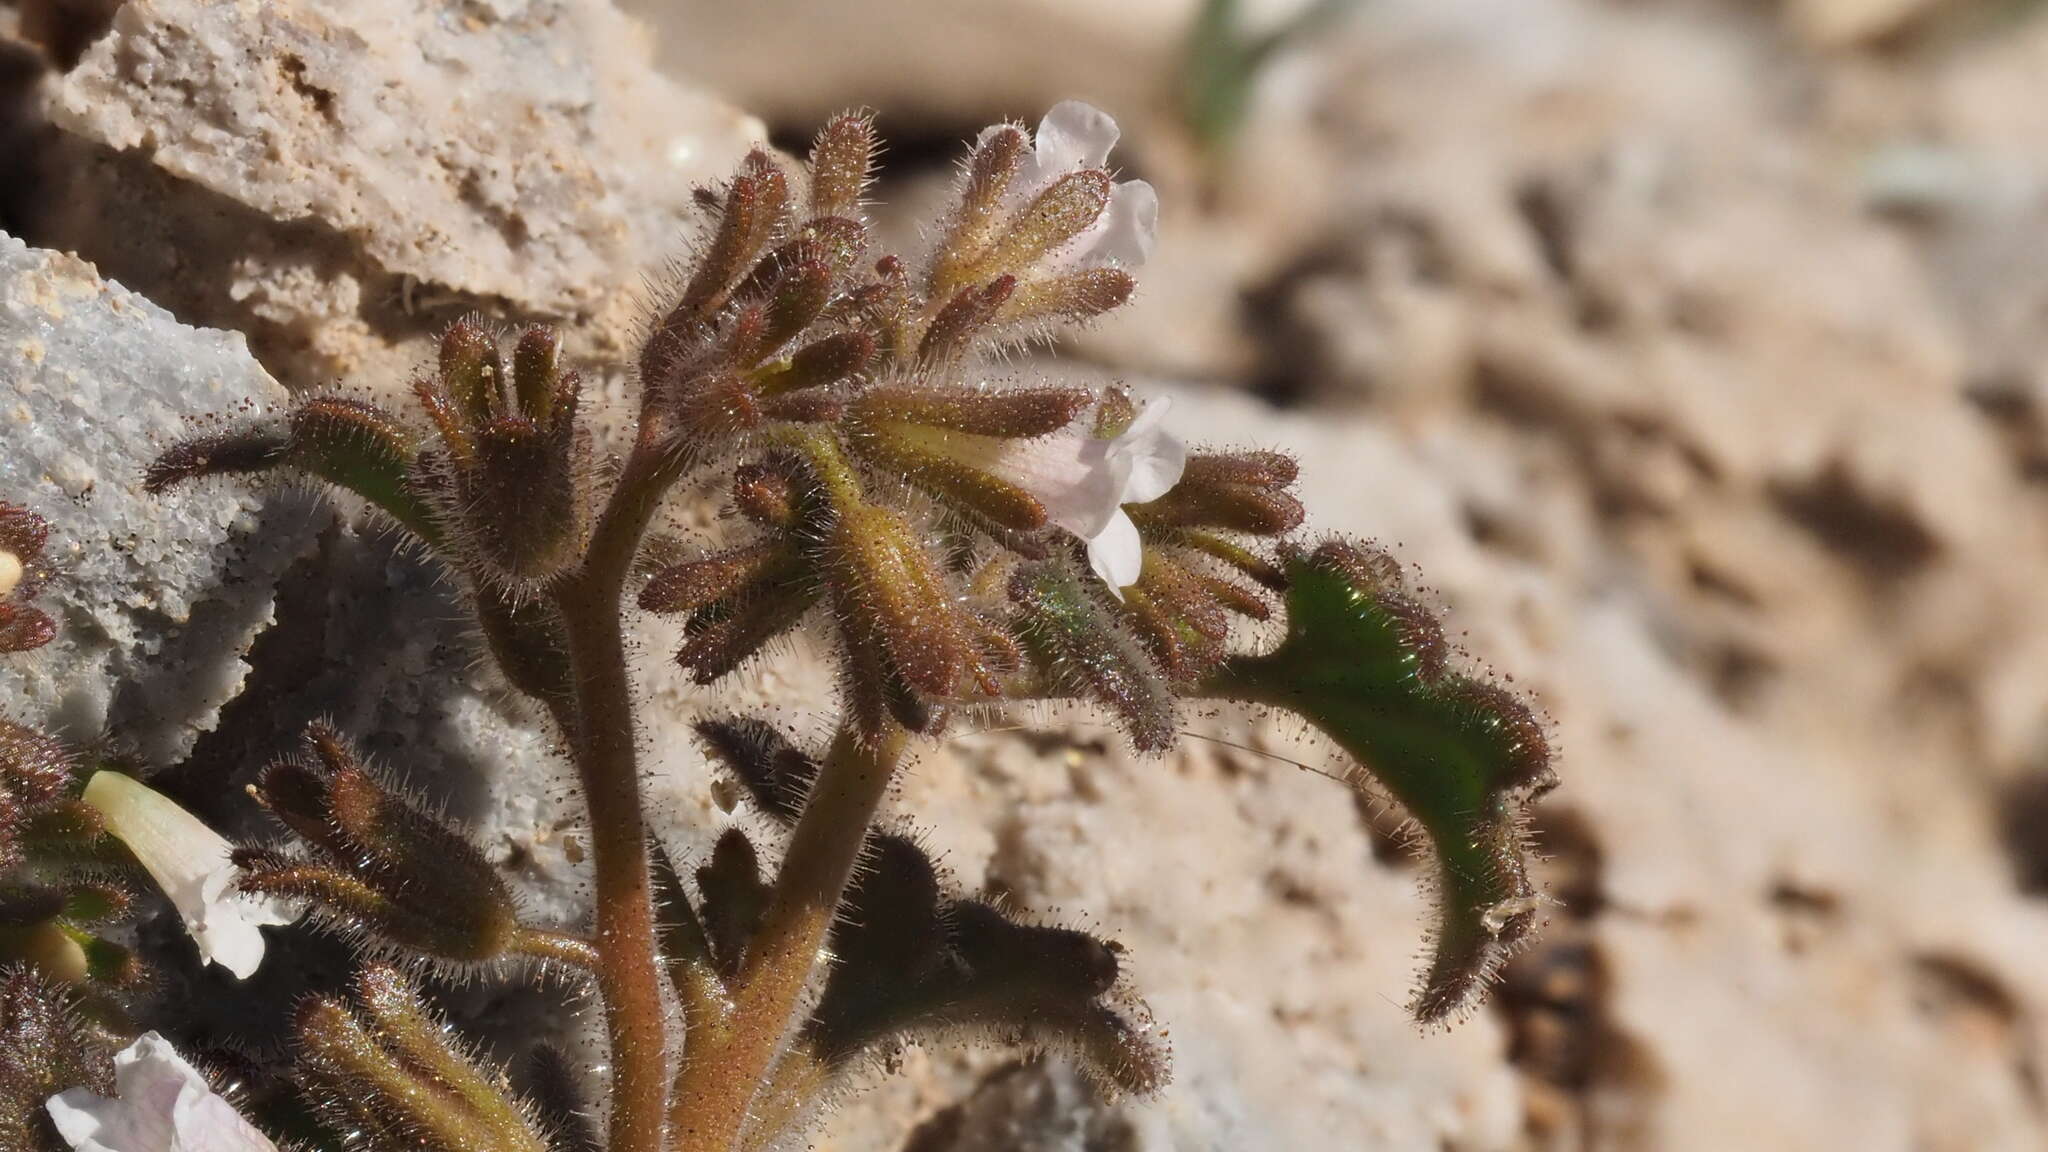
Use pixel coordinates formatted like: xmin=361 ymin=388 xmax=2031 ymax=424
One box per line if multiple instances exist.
xmin=49 ymin=0 xmax=764 ymax=318
xmin=0 ymin=231 xmax=308 ymax=765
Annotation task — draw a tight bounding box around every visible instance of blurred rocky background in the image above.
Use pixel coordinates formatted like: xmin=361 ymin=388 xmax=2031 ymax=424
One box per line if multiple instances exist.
xmin=8 ymin=0 xmax=2048 ymax=1148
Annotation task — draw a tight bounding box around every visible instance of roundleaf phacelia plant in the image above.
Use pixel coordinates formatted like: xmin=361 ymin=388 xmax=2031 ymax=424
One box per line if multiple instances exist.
xmin=1 ymin=102 xmax=1555 ymax=1152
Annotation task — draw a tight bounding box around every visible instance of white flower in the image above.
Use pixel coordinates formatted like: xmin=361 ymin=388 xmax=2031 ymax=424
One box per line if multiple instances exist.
xmin=46 ymin=1032 xmax=279 ymax=1152
xmin=1009 ymin=101 xmax=1160 ymax=271
xmin=982 ymin=396 xmax=1186 ymax=595
xmin=0 ymin=548 xmax=22 ymax=598
xmin=81 ymin=772 xmax=293 ymax=980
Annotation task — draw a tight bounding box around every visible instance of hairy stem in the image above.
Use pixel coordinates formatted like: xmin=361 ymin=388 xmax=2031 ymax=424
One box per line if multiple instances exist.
xmin=510 ymin=927 xmax=603 ymax=971
xmin=556 ymin=442 xmax=690 ymax=1152
xmin=668 ymin=724 xmax=908 ymax=1151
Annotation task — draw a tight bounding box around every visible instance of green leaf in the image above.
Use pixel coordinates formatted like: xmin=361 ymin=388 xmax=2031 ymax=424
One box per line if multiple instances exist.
xmin=1203 ymin=543 xmax=1554 ymax=1022
xmin=145 ymin=397 xmax=440 ymax=545
xmin=801 ymin=832 xmax=1164 ymax=1095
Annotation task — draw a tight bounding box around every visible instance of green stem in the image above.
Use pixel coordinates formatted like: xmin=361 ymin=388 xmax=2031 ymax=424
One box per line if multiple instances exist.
xmin=667 ymin=724 xmax=907 ymax=1151
xmin=554 ymin=441 xmax=690 ymax=1152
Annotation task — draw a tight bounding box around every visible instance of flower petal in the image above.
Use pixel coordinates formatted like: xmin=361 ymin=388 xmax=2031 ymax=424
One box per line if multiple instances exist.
xmin=193 ymin=864 xmax=293 ymax=980
xmin=0 ymin=549 xmax=22 ymax=598
xmin=982 ymin=428 xmax=1124 ymax=539
xmin=1110 ymin=397 xmax=1186 ymax=505
xmin=1032 ymin=101 xmax=1120 ymax=178
xmin=1087 ymin=509 xmax=1146 ymax=596
xmin=48 ymin=1033 xmax=279 ymax=1152
xmin=1075 ymin=179 xmax=1159 ymax=269
xmin=81 ymin=773 xmax=290 ymax=980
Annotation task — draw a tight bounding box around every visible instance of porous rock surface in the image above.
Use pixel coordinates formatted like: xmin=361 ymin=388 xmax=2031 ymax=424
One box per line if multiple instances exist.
xmin=0 ymin=231 xmax=309 ymax=766
xmin=27 ymin=0 xmax=765 ymax=394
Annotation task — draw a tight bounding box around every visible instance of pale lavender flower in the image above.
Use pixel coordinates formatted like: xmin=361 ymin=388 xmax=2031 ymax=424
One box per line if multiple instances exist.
xmin=981 ymin=396 xmax=1185 ymax=593
xmin=81 ymin=772 xmax=293 ymax=980
xmin=47 ymin=1033 xmax=279 ymax=1152
xmin=995 ymin=100 xmax=1160 ymax=273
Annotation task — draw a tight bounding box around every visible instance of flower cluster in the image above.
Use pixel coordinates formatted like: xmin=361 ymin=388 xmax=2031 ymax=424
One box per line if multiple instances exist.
xmin=620 ymin=102 xmax=1296 ymax=749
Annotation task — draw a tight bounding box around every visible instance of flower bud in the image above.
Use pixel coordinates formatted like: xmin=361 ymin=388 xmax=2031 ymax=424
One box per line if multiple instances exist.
xmin=673 ymin=580 xmax=818 ymax=684
xmin=760 ymin=260 xmax=835 ymax=361
xmin=852 ymin=384 xmax=1093 ymax=439
xmin=0 ymin=602 xmax=56 ymax=654
xmin=759 ymin=386 xmax=844 ymax=426
xmin=969 ymin=169 xmax=1112 ymax=284
xmin=917 ymin=277 xmax=1014 ymax=367
xmin=827 ymin=503 xmax=971 ymax=699
xmin=0 ymin=968 xmax=115 ymax=1140
xmin=407 ymin=323 xmax=590 ymax=588
xmin=1133 ymin=450 xmax=1303 ymax=536
xmin=678 ymin=153 xmax=791 ymax=317
xmin=861 ymin=436 xmax=1051 ymax=534
xmin=511 ymin=324 xmax=563 ymax=424
xmin=13 ymin=799 xmax=105 ymax=859
xmin=1121 ymin=559 xmax=1231 ymax=681
xmin=930 ymin=125 xmax=1026 ymax=296
xmin=0 ymin=720 xmax=74 ymax=808
xmin=460 ymin=414 xmax=586 ymax=586
xmin=1177 ymin=529 xmax=1288 ymax=590
xmin=2 ymin=920 xmax=87 ymax=983
xmin=998 ymin=266 xmax=1136 ymax=327
xmin=639 ymin=542 xmax=784 ymax=616
xmin=353 ymin=967 xmax=550 ymax=1149
xmin=298 ymin=969 xmax=549 ymax=1152
xmin=732 ymin=457 xmax=804 ymax=528
xmin=0 ymin=885 xmax=65 ymax=927
xmin=809 ymin=110 xmax=877 ymax=218
xmin=671 ymin=371 xmax=766 ymax=444
xmin=243 ymin=725 xmax=519 ymax=964
xmin=1198 ymin=572 xmax=1272 ymax=621
xmin=439 ymin=318 xmax=504 ymax=423
xmin=730 ymin=218 xmax=870 ymax=308
xmin=770 ymin=331 xmax=875 ymax=395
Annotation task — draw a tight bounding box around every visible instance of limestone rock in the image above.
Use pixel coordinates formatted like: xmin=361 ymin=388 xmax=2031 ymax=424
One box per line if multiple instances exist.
xmin=32 ymin=0 xmax=764 ymax=394
xmin=50 ymin=0 xmax=761 ymax=317
xmin=0 ymin=231 xmax=309 ymax=766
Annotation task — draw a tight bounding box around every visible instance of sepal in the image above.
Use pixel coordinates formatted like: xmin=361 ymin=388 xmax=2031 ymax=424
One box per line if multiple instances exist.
xmin=1008 ymin=559 xmax=1177 ymax=753
xmin=296 ymin=966 xmax=549 ymax=1152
